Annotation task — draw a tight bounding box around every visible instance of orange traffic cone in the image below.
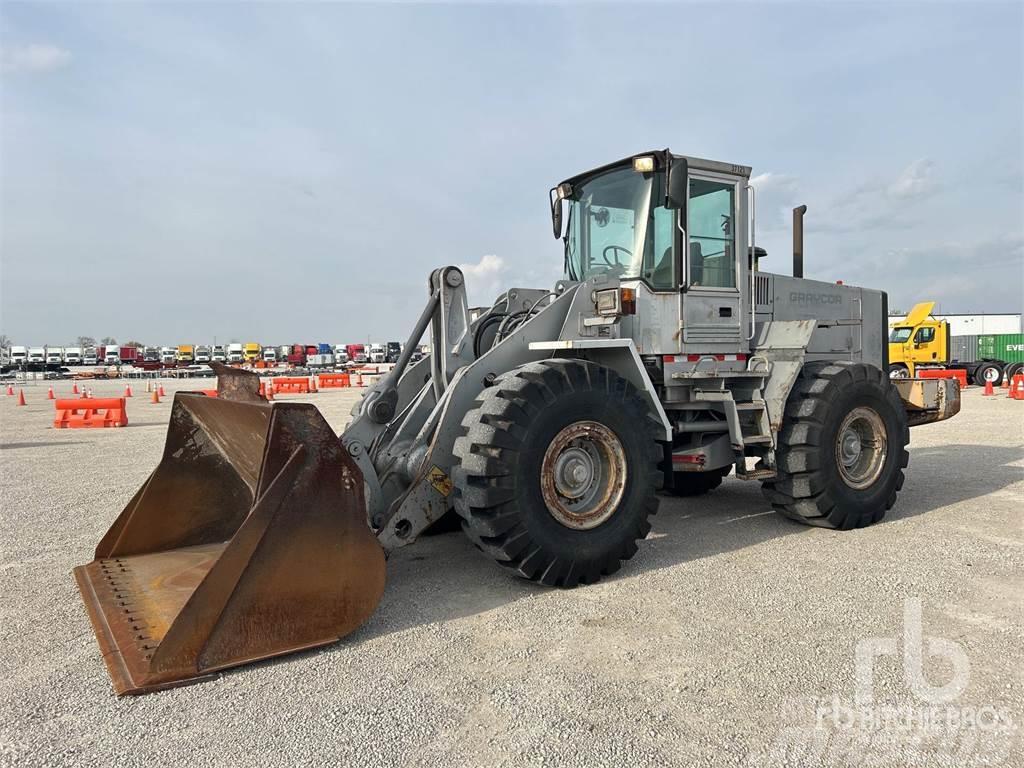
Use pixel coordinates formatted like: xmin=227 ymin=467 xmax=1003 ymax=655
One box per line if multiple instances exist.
xmin=72 ymin=382 xmax=80 ymax=394
xmin=86 ymin=389 xmax=93 ymax=399
xmin=983 ymin=380 xmax=994 ymax=396
xmin=266 ymin=387 xmax=274 ymax=401
xmin=310 ymin=378 xmax=318 ymax=393
xmin=145 ymin=380 xmax=152 ymax=393
xmin=17 ymin=389 xmax=26 ymax=406
xmin=159 ymin=384 xmax=166 ymax=397
xmin=125 ymin=384 xmax=133 ymax=397
xmin=1013 ymin=375 xmax=1024 ymax=401
xmin=151 ymin=389 xmax=161 ymax=404
xmin=1001 ymin=376 xmax=1011 ymax=389
xmin=47 ymin=387 xmax=55 ymax=400
xmin=5 ymin=385 xmax=13 ymax=396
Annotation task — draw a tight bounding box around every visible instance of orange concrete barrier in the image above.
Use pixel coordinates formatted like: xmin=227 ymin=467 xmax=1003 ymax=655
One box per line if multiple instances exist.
xmin=271 ymin=377 xmax=313 ymax=394
xmin=916 ymin=369 xmax=968 ymax=388
xmin=318 ymin=373 xmax=351 ymax=388
xmin=54 ymin=398 xmax=128 ymax=428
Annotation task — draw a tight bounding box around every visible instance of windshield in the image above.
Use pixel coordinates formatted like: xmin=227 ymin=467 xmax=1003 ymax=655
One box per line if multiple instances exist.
xmin=889 ymin=327 xmax=912 ymax=343
xmin=564 ymin=165 xmax=675 ymax=290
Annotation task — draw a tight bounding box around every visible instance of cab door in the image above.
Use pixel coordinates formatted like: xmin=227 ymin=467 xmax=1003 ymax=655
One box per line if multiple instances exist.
xmin=681 ymin=173 xmax=744 ymax=349
xmin=911 ymin=325 xmax=939 ymax=365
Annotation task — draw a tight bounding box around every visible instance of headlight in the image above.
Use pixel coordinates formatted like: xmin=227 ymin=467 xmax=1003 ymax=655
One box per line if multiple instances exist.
xmin=595 ymin=288 xmax=620 ymax=316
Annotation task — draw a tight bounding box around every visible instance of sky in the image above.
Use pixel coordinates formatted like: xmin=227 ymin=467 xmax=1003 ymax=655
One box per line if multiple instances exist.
xmin=1 ymin=1 xmax=1022 ymax=347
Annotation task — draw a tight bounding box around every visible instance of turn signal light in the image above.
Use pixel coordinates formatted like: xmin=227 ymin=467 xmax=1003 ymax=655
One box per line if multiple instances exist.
xmin=620 ymin=287 xmax=636 ymax=315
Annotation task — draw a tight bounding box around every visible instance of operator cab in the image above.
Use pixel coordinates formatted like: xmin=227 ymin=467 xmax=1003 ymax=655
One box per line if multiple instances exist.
xmin=550 ymin=150 xmax=753 ymax=351
xmin=551 ymin=151 xmax=750 ymax=293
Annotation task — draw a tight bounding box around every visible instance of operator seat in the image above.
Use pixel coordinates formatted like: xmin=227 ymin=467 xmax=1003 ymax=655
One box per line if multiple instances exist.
xmin=689 ymin=242 xmax=704 ymax=286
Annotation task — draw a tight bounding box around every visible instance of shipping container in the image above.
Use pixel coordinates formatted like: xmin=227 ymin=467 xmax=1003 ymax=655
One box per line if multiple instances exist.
xmin=950 ymin=335 xmax=980 ymax=364
xmin=985 ymin=334 xmax=1024 ymax=364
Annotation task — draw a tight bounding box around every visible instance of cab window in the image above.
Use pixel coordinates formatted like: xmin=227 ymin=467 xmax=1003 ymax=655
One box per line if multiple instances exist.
xmin=688 ymin=178 xmax=736 ymax=288
xmin=914 ymin=327 xmax=935 ymax=344
xmin=889 ymin=327 xmax=912 ymax=343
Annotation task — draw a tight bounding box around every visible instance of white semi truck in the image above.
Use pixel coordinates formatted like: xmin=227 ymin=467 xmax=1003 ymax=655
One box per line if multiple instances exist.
xmin=46 ymin=347 xmax=64 ymax=364
xmin=227 ymin=343 xmax=245 ymax=363
xmin=64 ymin=347 xmax=83 ymax=365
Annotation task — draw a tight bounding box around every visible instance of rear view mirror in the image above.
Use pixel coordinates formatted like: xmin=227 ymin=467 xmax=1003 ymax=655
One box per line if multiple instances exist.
xmin=666 ymin=157 xmax=688 ymax=211
xmin=549 ymin=184 xmax=571 ymax=239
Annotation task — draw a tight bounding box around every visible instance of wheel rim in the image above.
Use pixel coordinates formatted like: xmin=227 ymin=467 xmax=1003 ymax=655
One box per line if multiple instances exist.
xmin=889 ymin=367 xmax=908 ymax=380
xmin=835 ymin=407 xmax=888 ymax=490
xmin=983 ymin=367 xmax=1000 ymax=382
xmin=540 ymin=420 xmax=626 ymax=530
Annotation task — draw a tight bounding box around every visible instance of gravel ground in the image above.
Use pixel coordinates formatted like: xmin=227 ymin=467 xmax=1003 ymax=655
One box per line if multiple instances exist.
xmin=0 ymin=378 xmax=1021 ymax=767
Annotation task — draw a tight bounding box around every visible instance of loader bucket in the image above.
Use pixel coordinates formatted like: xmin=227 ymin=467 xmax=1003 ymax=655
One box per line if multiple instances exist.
xmin=73 ymin=375 xmax=385 ymax=695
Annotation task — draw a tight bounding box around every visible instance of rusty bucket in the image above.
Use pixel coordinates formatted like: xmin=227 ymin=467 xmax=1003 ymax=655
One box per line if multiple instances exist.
xmin=73 ymin=367 xmax=385 ymax=695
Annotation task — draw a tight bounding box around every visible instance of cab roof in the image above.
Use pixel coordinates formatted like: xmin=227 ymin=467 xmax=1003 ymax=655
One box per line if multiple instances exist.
xmin=557 ymin=149 xmax=752 ymax=189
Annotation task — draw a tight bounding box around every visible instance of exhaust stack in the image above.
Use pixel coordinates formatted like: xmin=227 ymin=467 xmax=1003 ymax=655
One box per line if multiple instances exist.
xmin=793 ymin=205 xmax=807 ymax=278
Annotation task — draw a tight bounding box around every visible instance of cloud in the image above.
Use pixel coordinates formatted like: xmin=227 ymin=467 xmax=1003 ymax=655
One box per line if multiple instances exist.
xmin=1 ymin=44 xmax=72 ymax=74
xmin=458 ymin=254 xmax=508 ymax=305
xmin=813 ymin=159 xmax=939 ymax=234
xmin=750 ymin=172 xmax=801 ymax=232
xmin=816 ymin=234 xmax=1024 ymax=314
xmin=750 ymin=172 xmax=798 ymax=195
xmin=886 ymin=159 xmax=936 ymax=200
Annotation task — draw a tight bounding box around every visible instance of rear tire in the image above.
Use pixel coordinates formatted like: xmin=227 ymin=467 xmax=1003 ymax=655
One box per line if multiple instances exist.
xmin=452 ymin=359 xmax=661 ymax=587
xmin=762 ymin=361 xmax=909 ymax=529
xmin=1004 ymin=362 xmax=1023 ymax=382
xmin=666 ymin=466 xmax=731 ymax=496
xmin=974 ymin=362 xmax=1003 ymax=387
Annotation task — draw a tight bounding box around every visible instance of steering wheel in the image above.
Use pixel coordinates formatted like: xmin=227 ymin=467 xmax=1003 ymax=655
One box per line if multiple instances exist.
xmin=602 ymin=245 xmax=632 ymax=266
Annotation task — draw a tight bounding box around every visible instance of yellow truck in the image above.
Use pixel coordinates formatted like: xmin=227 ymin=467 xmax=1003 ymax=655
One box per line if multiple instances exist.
xmin=243 ymin=342 xmax=261 ymax=362
xmin=176 ymin=344 xmax=194 ymax=363
xmin=889 ymin=302 xmax=1008 ymax=385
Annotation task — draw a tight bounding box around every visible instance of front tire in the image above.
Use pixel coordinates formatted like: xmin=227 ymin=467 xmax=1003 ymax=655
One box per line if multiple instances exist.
xmin=762 ymin=361 xmax=910 ymax=529
xmin=887 ymin=363 xmax=910 ymax=380
xmin=452 ymin=360 xmax=661 ymax=587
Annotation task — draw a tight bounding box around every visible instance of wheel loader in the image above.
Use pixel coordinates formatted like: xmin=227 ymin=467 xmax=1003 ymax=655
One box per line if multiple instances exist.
xmin=74 ymin=150 xmax=961 ymax=694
